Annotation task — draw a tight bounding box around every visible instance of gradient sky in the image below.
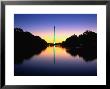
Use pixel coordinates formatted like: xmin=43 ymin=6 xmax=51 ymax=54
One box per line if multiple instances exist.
xmin=14 ymin=14 xmax=97 ymax=43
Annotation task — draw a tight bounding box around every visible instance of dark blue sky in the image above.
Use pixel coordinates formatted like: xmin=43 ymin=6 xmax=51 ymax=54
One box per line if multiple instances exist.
xmin=14 ymin=14 xmax=97 ymax=43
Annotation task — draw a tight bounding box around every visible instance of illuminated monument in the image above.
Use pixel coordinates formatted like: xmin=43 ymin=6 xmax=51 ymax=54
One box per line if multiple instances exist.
xmin=54 ymin=26 xmax=56 ymax=45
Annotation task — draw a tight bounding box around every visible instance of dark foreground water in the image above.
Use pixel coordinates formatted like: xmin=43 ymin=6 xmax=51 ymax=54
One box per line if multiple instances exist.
xmin=14 ymin=46 xmax=97 ymax=76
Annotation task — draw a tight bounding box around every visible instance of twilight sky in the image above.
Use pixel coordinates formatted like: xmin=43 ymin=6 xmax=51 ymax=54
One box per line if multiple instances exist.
xmin=14 ymin=14 xmax=97 ymax=43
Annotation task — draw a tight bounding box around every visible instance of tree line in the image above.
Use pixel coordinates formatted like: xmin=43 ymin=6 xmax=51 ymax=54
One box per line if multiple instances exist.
xmin=14 ymin=28 xmax=47 ymax=64
xmin=14 ymin=28 xmax=97 ymax=63
xmin=61 ymin=30 xmax=97 ymax=48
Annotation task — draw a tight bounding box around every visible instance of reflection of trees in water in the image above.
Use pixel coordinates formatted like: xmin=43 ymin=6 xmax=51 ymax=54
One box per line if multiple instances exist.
xmin=66 ymin=47 xmax=97 ymax=62
xmin=14 ymin=47 xmax=47 ymax=64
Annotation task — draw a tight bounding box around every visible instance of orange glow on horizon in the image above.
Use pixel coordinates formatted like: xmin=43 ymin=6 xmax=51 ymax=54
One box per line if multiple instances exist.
xmin=42 ymin=35 xmax=68 ymax=43
xmin=32 ymin=31 xmax=70 ymax=43
xmin=31 ymin=29 xmax=95 ymax=43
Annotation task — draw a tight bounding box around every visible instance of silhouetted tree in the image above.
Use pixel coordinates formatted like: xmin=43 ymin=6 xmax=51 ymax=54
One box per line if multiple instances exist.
xmin=78 ymin=30 xmax=97 ymax=47
xmin=61 ymin=30 xmax=97 ymax=61
xmin=62 ymin=34 xmax=78 ymax=48
xmin=14 ymin=28 xmax=48 ymax=64
xmin=62 ymin=30 xmax=97 ymax=48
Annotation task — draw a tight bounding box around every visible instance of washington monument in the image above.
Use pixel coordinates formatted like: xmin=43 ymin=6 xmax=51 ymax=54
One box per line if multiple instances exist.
xmin=54 ymin=26 xmax=56 ymax=45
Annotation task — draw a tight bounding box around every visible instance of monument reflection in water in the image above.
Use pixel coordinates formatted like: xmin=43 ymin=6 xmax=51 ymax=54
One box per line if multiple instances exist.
xmin=14 ymin=45 xmax=97 ymax=76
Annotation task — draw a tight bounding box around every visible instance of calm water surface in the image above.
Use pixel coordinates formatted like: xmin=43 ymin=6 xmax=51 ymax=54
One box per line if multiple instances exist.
xmin=14 ymin=46 xmax=97 ymax=76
